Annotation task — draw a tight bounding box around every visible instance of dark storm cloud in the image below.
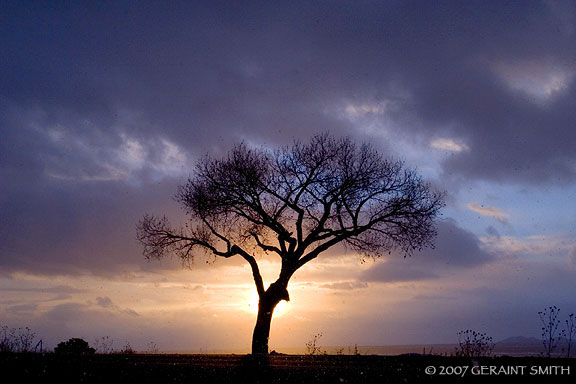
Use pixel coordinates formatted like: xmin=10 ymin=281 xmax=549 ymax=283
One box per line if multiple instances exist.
xmin=0 ymin=173 xmax=183 ymax=276
xmin=2 ymin=1 xmax=575 ymax=177
xmin=360 ymin=219 xmax=494 ymax=283
xmin=361 ymin=262 xmax=438 ymax=283
xmin=1 ymin=1 xmax=575 ymax=275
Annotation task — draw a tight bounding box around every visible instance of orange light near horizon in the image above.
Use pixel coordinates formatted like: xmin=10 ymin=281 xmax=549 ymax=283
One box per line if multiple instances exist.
xmin=247 ymin=289 xmax=289 ymax=317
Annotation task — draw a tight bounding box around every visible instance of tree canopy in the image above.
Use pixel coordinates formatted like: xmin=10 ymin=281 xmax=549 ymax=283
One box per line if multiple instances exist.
xmin=137 ymin=133 xmax=444 ymax=354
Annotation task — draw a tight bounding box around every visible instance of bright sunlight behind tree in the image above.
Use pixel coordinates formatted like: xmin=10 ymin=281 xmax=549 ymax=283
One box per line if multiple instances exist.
xmin=137 ymin=133 xmax=444 ymax=354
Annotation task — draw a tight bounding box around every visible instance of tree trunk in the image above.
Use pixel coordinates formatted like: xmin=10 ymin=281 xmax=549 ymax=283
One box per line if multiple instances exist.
xmin=251 ymin=299 xmax=276 ymax=354
xmin=251 ymin=282 xmax=290 ymax=355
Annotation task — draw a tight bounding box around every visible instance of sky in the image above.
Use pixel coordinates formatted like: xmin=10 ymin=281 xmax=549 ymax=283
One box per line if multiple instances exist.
xmin=1 ymin=0 xmax=576 ymax=353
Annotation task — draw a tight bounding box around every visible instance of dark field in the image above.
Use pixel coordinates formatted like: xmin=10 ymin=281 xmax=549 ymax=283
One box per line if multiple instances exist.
xmin=1 ymin=353 xmax=575 ymax=383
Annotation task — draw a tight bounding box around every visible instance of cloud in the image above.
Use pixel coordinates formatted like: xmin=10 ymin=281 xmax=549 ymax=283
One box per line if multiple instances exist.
xmin=430 ymin=138 xmax=470 ymax=153
xmin=2 ymin=0 xmax=574 ymax=350
xmin=361 ymin=262 xmax=438 ymax=283
xmin=319 ymin=281 xmax=369 ymax=290
xmin=467 ymin=204 xmax=510 ymax=224
xmin=43 ymin=303 xmax=89 ymax=323
xmin=96 ymin=296 xmax=114 ymax=308
xmin=3 ymin=1 xmax=575 ymax=185
xmin=0 ymin=171 xmax=188 ymax=276
xmin=7 ymin=304 xmax=38 ymax=313
xmin=360 ymin=219 xmax=494 ymax=283
xmin=417 ymin=219 xmax=495 ymax=267
xmin=42 ymin=128 xmax=190 ymax=184
xmin=343 ymin=103 xmax=387 ymax=118
xmin=0 ymin=0 xmax=575 ymax=282
xmin=94 ymin=296 xmax=139 ymax=317
xmin=0 ymin=285 xmax=88 ymax=294
xmin=410 ymin=294 xmax=457 ymax=301
xmin=491 ymin=59 xmax=575 ymax=104
xmin=485 ymin=225 xmax=501 ymax=238
xmin=480 ymin=234 xmax=576 ymax=258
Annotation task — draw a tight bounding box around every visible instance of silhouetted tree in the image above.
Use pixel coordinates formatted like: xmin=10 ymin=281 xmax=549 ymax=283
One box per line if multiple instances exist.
xmin=54 ymin=338 xmax=95 ymax=355
xmin=137 ymin=134 xmax=444 ymax=354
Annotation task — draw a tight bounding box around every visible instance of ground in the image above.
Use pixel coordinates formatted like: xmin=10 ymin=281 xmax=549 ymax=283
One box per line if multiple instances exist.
xmin=1 ymin=353 xmax=575 ymax=383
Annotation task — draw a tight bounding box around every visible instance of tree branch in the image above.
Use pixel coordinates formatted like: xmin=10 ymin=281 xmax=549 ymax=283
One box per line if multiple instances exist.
xmin=231 ymin=245 xmax=265 ymax=297
xmin=250 ymin=231 xmax=283 ymax=257
xmin=140 ymin=134 xmax=444 ymax=299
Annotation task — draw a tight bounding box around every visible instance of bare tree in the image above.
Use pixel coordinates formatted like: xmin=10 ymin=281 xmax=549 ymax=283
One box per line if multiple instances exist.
xmin=137 ymin=134 xmax=444 ymax=354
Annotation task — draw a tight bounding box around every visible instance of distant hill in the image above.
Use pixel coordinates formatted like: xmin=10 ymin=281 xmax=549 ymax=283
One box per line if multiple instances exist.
xmin=493 ymin=336 xmax=543 ymax=357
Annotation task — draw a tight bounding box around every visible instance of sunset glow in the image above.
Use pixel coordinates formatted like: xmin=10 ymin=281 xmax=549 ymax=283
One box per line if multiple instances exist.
xmin=2 ymin=1 xmax=576 ymax=354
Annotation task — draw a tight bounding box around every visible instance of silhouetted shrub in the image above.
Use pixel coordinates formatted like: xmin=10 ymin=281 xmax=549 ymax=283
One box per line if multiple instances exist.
xmin=539 ymin=306 xmax=562 ymax=357
xmin=0 ymin=325 xmax=38 ymax=353
xmin=93 ymin=336 xmax=114 ymax=354
xmin=118 ymin=341 xmax=135 ymax=354
xmin=565 ymin=313 xmax=575 ymax=358
xmin=144 ymin=341 xmax=159 ymax=354
xmin=54 ymin=338 xmax=95 ymax=355
xmin=305 ymin=333 xmax=326 ymax=355
xmin=455 ymin=330 xmax=494 ymax=358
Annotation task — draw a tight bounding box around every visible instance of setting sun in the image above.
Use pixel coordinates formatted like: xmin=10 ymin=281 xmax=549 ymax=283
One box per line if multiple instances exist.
xmin=3 ymin=0 xmax=576 ymax=369
xmin=247 ymin=289 xmax=289 ymax=317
